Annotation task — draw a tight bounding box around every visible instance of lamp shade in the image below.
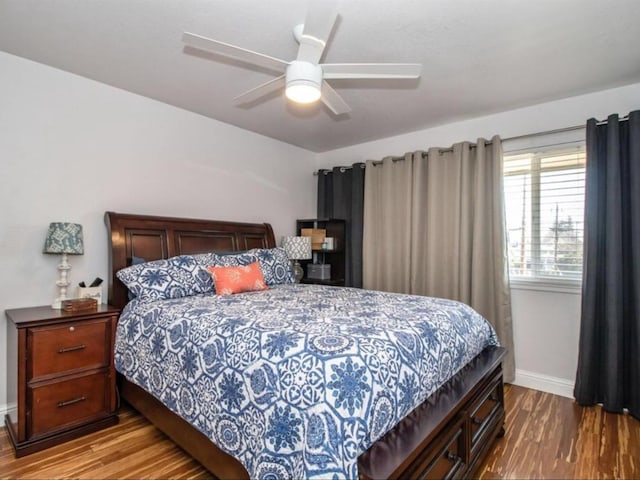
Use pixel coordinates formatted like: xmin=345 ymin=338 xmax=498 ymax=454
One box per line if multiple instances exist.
xmin=43 ymin=222 xmax=84 ymax=255
xmin=282 ymin=236 xmax=312 ymax=260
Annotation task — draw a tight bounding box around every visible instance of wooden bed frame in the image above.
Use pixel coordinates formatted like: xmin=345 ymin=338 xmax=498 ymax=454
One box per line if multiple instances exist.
xmin=106 ymin=211 xmax=506 ymax=479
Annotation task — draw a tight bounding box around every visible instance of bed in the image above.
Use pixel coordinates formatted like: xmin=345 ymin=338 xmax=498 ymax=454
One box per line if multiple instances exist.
xmin=106 ymin=211 xmax=506 ymax=479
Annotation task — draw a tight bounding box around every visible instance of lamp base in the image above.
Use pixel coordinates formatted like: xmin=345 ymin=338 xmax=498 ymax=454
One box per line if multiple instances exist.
xmin=52 ymin=253 xmax=71 ymax=310
xmin=292 ymin=260 xmax=304 ymax=283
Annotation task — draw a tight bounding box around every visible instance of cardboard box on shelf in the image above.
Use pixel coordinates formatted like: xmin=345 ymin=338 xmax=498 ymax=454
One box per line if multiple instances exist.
xmin=301 ymin=228 xmax=326 ymax=250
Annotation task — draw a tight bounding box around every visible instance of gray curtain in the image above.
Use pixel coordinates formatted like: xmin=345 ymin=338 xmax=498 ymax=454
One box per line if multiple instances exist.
xmin=363 ymin=137 xmax=515 ymax=382
xmin=574 ymin=110 xmax=640 ymax=419
xmin=362 ymin=154 xmax=414 ymax=293
xmin=317 ymin=164 xmax=365 ymax=287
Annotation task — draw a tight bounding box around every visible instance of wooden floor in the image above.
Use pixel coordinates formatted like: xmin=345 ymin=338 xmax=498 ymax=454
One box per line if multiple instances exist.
xmin=480 ymin=385 xmax=639 ymax=479
xmin=1 ymin=385 xmax=639 ymax=479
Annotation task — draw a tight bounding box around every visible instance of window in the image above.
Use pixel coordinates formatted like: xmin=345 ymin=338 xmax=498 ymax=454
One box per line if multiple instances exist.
xmin=503 ymin=146 xmax=586 ymax=284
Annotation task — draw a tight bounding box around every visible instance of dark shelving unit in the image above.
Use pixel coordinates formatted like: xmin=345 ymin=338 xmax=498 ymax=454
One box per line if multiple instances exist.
xmin=296 ymin=218 xmax=346 ymax=286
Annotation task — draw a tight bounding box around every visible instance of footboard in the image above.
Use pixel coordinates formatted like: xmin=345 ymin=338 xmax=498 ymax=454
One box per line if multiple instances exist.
xmin=358 ymin=346 xmax=506 ymax=479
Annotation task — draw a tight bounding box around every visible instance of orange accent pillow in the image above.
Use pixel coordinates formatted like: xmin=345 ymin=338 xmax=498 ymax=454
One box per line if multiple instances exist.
xmin=207 ymin=262 xmax=268 ymax=295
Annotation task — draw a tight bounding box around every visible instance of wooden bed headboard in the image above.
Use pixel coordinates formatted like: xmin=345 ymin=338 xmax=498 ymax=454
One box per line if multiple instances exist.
xmin=105 ymin=212 xmax=276 ymax=309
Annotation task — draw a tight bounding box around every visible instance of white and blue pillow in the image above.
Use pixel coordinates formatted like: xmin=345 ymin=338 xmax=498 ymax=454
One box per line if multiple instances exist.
xmin=127 ymin=256 xmax=147 ymax=301
xmin=201 ymin=249 xmax=292 ymax=285
xmin=118 ymin=248 xmax=293 ymax=303
xmin=249 ymin=247 xmax=295 ymax=285
xmin=117 ymin=254 xmax=213 ymax=303
xmin=201 ymin=251 xmax=258 ymax=268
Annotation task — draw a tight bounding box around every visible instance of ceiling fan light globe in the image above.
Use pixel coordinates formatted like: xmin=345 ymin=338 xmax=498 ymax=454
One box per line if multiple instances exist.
xmin=286 ymin=82 xmax=322 ymax=103
xmin=285 ymin=61 xmax=323 ymax=104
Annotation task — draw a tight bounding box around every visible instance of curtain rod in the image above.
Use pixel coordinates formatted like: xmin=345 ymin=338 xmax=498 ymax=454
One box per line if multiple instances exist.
xmin=313 ymin=115 xmax=629 ymax=175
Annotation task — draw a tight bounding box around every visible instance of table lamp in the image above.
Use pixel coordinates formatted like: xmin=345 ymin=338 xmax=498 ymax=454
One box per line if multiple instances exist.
xmin=282 ymin=236 xmax=312 ymax=283
xmin=43 ymin=222 xmax=84 ymax=309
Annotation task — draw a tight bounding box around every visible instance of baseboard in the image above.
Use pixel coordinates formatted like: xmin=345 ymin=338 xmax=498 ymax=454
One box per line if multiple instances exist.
xmin=0 ymin=403 xmax=16 ymax=417
xmin=512 ymin=369 xmax=575 ymax=399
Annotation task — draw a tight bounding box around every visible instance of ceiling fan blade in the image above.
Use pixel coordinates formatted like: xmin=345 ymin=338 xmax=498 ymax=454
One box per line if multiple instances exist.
xmin=321 ymin=81 xmax=351 ymax=115
xmin=233 ymin=75 xmax=286 ymax=105
xmin=322 ymin=63 xmax=422 ymax=79
xmin=183 ymin=32 xmax=288 ymax=73
xmin=296 ymin=0 xmax=338 ymax=63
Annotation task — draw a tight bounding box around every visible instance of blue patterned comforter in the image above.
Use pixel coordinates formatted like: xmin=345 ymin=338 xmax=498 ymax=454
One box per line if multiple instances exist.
xmin=115 ymin=284 xmax=498 ymax=479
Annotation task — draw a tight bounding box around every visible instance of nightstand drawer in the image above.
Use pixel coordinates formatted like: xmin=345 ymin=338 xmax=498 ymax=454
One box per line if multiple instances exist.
xmin=29 ymin=372 xmax=109 ymax=437
xmin=28 ymin=318 xmax=110 ymax=380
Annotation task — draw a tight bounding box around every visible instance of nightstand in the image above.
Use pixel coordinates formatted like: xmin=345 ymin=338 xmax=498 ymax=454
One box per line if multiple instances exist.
xmin=4 ymin=304 xmax=120 ymax=457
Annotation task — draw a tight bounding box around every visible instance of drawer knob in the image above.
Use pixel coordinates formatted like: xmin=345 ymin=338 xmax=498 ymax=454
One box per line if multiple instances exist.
xmin=445 ymin=451 xmax=460 ymax=463
xmin=69 ymin=326 xmax=75 ymax=332
xmin=57 ymin=396 xmax=87 ymax=408
xmin=472 ymin=416 xmax=483 ymax=425
xmin=58 ymin=344 xmax=86 ymax=354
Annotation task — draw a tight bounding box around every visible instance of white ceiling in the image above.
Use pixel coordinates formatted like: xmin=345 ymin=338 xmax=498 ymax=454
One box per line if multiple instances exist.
xmin=1 ymin=0 xmax=639 ymax=152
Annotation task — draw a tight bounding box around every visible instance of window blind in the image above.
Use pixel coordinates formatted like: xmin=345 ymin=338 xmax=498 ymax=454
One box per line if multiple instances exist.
xmin=503 ymin=146 xmax=586 ymax=282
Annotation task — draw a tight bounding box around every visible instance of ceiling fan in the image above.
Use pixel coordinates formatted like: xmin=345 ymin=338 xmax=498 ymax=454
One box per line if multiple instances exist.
xmin=182 ymin=0 xmax=421 ymax=115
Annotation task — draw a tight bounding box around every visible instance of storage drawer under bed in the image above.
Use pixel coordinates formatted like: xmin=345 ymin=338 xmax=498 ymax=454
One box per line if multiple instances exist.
xmin=403 ymin=414 xmax=468 ymax=480
xmin=468 ymin=369 xmax=504 ymax=457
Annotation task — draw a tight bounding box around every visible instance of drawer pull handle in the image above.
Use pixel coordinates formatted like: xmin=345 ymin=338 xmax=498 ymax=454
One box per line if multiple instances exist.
xmin=57 ymin=396 xmax=86 ymax=408
xmin=472 ymin=416 xmax=483 ymax=425
xmin=58 ymin=344 xmax=86 ymax=354
xmin=445 ymin=451 xmax=460 ymax=463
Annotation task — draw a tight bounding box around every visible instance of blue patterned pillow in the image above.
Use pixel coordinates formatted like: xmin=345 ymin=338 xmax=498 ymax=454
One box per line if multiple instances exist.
xmin=127 ymin=256 xmax=147 ymax=301
xmin=249 ymin=247 xmax=295 ymax=285
xmin=201 ymin=251 xmax=258 ymax=268
xmin=117 ymin=254 xmax=214 ymax=303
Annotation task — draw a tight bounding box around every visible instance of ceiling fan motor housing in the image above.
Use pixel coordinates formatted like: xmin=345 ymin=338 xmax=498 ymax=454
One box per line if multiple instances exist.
xmin=286 ymin=61 xmax=323 ymax=103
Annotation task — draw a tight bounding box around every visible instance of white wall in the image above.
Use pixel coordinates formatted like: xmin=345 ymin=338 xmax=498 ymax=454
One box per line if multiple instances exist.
xmin=0 ymin=52 xmax=317 ymax=413
xmin=315 ymin=82 xmax=640 ymax=166
xmin=510 ymin=287 xmax=582 ymax=397
xmin=316 ymin=82 xmax=640 ymax=397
